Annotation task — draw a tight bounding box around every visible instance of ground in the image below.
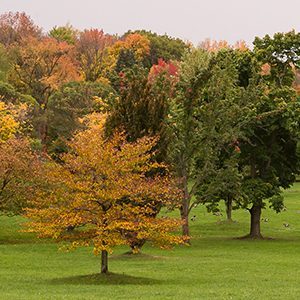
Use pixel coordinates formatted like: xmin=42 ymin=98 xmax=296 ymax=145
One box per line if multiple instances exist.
xmin=0 ymin=182 xmax=300 ymax=299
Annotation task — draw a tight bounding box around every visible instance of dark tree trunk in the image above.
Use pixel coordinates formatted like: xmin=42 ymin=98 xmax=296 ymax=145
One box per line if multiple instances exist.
xmin=249 ymin=205 xmax=263 ymax=238
xmin=180 ymin=204 xmax=190 ymax=238
xmin=180 ymin=174 xmax=190 ymax=241
xmin=101 ymin=250 xmax=108 ymax=274
xmin=129 ymin=239 xmax=146 ymax=254
xmin=225 ymin=197 xmax=233 ymax=221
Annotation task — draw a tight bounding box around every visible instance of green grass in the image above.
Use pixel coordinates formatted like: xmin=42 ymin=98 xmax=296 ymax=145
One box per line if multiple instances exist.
xmin=1 ymin=182 xmax=300 ymax=299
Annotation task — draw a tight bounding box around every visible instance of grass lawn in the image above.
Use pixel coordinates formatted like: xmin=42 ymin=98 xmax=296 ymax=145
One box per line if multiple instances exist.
xmin=1 ymin=182 xmax=300 ymax=299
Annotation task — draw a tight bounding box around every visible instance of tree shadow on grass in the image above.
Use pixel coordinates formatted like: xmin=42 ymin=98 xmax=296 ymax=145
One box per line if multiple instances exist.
xmin=110 ymin=252 xmax=165 ymax=261
xmin=48 ymin=272 xmax=164 ymax=286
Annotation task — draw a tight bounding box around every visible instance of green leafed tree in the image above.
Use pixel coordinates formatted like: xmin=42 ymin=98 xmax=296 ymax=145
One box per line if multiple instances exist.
xmin=49 ymin=24 xmax=78 ymax=45
xmin=0 ymin=44 xmax=11 ymax=82
xmin=167 ymin=48 xmax=212 ymax=239
xmin=125 ymin=30 xmax=189 ymax=67
xmin=106 ymin=63 xmax=177 ymax=163
xmin=234 ymin=31 xmax=300 ymax=238
xmin=193 ymin=49 xmax=250 ymax=222
xmin=47 ymin=81 xmax=116 ymax=158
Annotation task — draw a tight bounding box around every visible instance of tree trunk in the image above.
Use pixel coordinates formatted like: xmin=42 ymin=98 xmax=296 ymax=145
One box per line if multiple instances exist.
xmin=225 ymin=197 xmax=233 ymax=221
xmin=129 ymin=239 xmax=146 ymax=254
xmin=180 ymin=174 xmax=190 ymax=241
xmin=180 ymin=204 xmax=190 ymax=238
xmin=101 ymin=250 xmax=108 ymax=274
xmin=249 ymin=205 xmax=263 ymax=238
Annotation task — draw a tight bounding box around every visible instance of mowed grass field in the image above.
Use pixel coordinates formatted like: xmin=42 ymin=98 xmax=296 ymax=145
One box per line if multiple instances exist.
xmin=1 ymin=182 xmax=300 ymax=300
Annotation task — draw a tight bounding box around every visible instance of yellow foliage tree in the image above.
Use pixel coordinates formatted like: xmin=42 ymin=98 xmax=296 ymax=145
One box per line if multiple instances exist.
xmin=0 ymin=101 xmax=38 ymax=214
xmin=25 ymin=114 xmax=184 ymax=274
xmin=105 ymin=33 xmax=150 ymax=72
xmin=0 ymin=101 xmax=19 ymax=142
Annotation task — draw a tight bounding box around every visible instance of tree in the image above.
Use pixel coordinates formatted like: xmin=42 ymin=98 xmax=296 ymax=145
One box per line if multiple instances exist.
xmin=0 ymin=12 xmax=41 ymax=46
xmin=106 ymin=33 xmax=150 ymax=75
xmin=0 ymin=81 xmax=35 ymax=105
xmin=25 ymin=114 xmax=184 ymax=274
xmin=193 ymin=49 xmax=250 ymax=222
xmin=0 ymin=101 xmax=21 ymax=141
xmin=114 ymin=49 xmax=137 ymax=74
xmin=0 ymin=138 xmax=38 ymax=215
xmin=47 ymin=81 xmax=116 ymax=157
xmin=0 ymin=44 xmax=11 ymax=82
xmin=49 ymin=24 xmax=78 ymax=45
xmin=167 ymin=48 xmax=212 ymax=238
xmin=8 ymin=36 xmax=80 ymax=145
xmin=199 ymin=38 xmax=248 ymax=53
xmin=106 ymin=61 xmax=178 ymax=163
xmin=105 ymin=63 xmax=179 ymax=250
xmin=125 ymin=30 xmax=189 ymax=67
xmin=76 ymin=29 xmax=115 ymax=81
xmin=199 ymin=38 xmax=230 ymax=52
xmin=0 ymin=101 xmax=38 ymax=215
xmin=234 ymin=31 xmax=300 ymax=238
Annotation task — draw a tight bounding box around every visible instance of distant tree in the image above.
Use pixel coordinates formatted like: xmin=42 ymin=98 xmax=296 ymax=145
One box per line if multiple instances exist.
xmin=0 ymin=12 xmax=41 ymax=46
xmin=47 ymin=81 xmax=116 ymax=157
xmin=106 ymin=33 xmax=150 ymax=74
xmin=0 ymin=44 xmax=11 ymax=82
xmin=199 ymin=38 xmax=230 ymax=52
xmin=125 ymin=30 xmax=188 ymax=66
xmin=106 ymin=61 xmax=178 ymax=163
xmin=49 ymin=24 xmax=78 ymax=45
xmin=0 ymin=81 xmax=35 ymax=105
xmin=76 ymin=29 xmax=115 ymax=81
xmin=8 ymin=37 xmax=80 ymax=146
xmin=25 ymin=114 xmax=184 ymax=274
xmin=0 ymin=101 xmax=38 ymax=215
xmin=0 ymin=138 xmax=38 ymax=215
xmin=0 ymin=101 xmax=21 ymax=141
xmin=199 ymin=39 xmax=248 ymax=53
xmin=117 ymin=33 xmax=150 ymax=61
xmin=114 ymin=49 xmax=137 ymax=74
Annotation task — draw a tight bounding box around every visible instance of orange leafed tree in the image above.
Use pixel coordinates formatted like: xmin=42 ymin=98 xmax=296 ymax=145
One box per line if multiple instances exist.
xmin=0 ymin=101 xmax=39 ymax=215
xmin=200 ymin=38 xmax=248 ymax=52
xmin=199 ymin=38 xmax=230 ymax=52
xmin=9 ymin=36 xmax=80 ymax=144
xmin=10 ymin=37 xmax=79 ymax=98
xmin=0 ymin=138 xmax=38 ymax=215
xmin=76 ymin=29 xmax=116 ymax=81
xmin=120 ymin=33 xmax=150 ymax=60
xmin=0 ymin=11 xmax=42 ymax=46
xmin=25 ymin=114 xmax=184 ymax=274
xmin=233 ymin=40 xmax=248 ymax=51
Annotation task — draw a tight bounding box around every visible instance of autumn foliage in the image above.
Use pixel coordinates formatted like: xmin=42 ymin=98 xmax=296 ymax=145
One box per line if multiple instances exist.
xmin=76 ymin=29 xmax=116 ymax=81
xmin=1 ymin=11 xmax=300 ymax=279
xmin=0 ymin=11 xmax=41 ymax=46
xmin=0 ymin=101 xmax=38 ymax=214
xmin=25 ymin=114 xmax=184 ymax=273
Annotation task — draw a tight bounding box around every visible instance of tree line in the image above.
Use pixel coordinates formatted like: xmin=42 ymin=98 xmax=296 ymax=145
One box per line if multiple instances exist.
xmin=0 ymin=12 xmax=299 ymax=274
